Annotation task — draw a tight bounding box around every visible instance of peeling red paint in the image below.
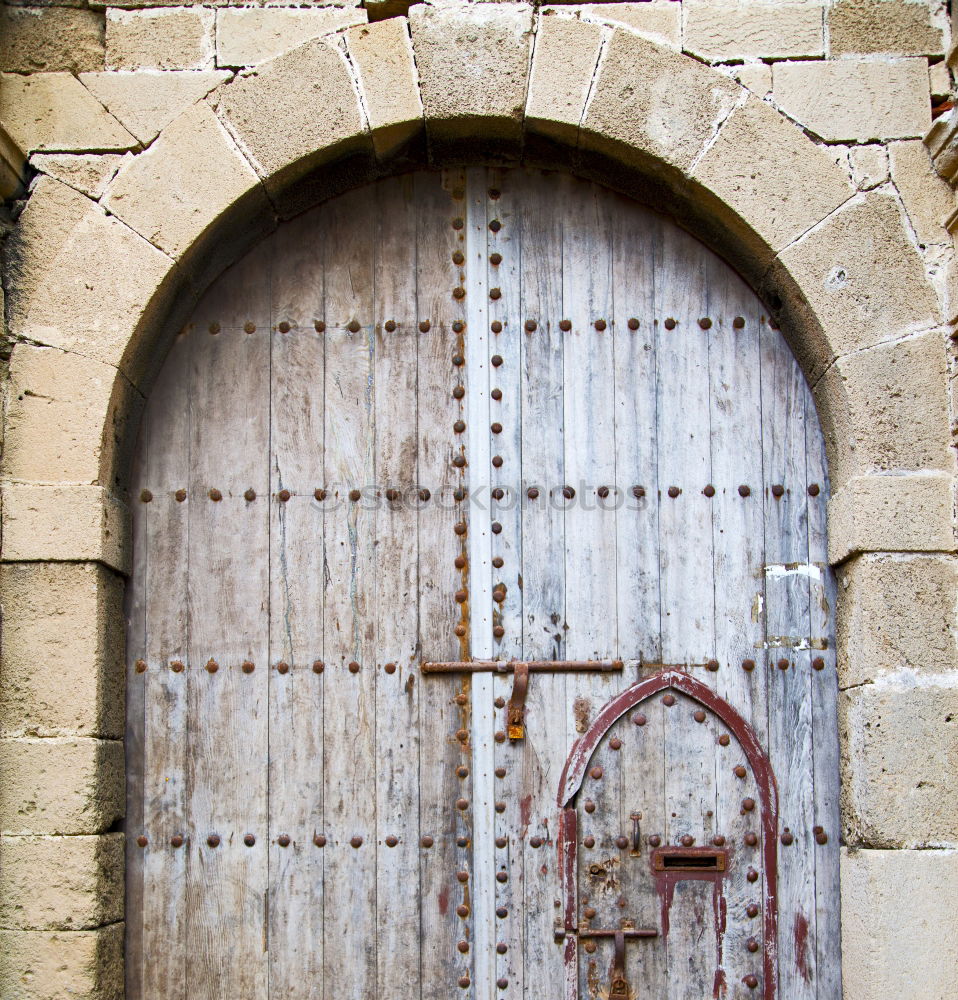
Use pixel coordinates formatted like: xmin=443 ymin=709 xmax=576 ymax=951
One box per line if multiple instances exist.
xmin=794 ymin=912 xmax=810 ymax=982
xmin=438 ymin=885 xmax=449 ymax=916
xmin=520 ymin=793 xmax=532 ymax=834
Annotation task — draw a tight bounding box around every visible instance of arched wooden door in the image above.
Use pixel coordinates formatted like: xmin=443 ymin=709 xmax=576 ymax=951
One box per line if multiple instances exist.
xmin=126 ymin=168 xmax=840 ymax=1000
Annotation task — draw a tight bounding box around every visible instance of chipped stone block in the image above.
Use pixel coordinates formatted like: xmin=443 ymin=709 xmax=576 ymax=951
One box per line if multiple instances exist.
xmin=216 ymin=7 xmax=365 ymax=66
xmin=106 ymin=7 xmax=214 ymax=71
xmin=684 ymin=0 xmax=825 ymax=62
xmin=847 ymin=143 xmax=888 ymax=190
xmin=729 ymin=63 xmax=771 ymax=98
xmin=829 ymin=0 xmax=944 ymax=57
xmin=28 ymin=152 xmax=127 ymax=199
xmin=0 ymin=7 xmax=104 ymax=74
xmin=580 ymin=1 xmax=680 ymax=47
xmin=889 ymin=139 xmax=954 ymax=245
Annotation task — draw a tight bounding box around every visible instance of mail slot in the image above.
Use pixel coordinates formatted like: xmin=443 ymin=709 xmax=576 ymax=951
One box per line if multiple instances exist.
xmin=651 ymin=847 xmax=728 ymax=873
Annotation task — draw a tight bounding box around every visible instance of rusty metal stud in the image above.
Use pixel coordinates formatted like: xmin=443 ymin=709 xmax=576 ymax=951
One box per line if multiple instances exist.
xmin=744 ymin=974 xmax=758 ymax=989
xmin=598 ymin=486 xmax=610 ymax=499
xmin=457 ymin=941 xmax=469 ymax=954
xmin=496 ymin=907 xmax=508 ymax=919
xmin=241 ymin=488 xmax=255 ymax=503
xmin=610 ymin=737 xmax=622 ymax=750
xmin=385 ymin=320 xmax=398 ymax=333
xmin=419 ymin=489 xmax=431 ymax=502
xmin=452 ymin=387 xmax=466 ymax=403
xmin=349 ymin=661 xmax=361 ymax=673
xmin=171 ymin=660 xmax=185 ymax=673
xmin=243 ymin=834 xmax=255 ymax=847
xmin=345 ymin=488 xmax=359 ymax=503
xmin=455 ymin=693 xmax=468 ymax=706
xmin=454 ymin=624 xmax=467 ymax=637
xmin=421 ymin=836 xmax=434 ymax=848
xmin=455 ymin=487 xmax=467 ymax=501
xmin=493 ymin=587 xmax=506 ymax=603
xmin=458 ymin=977 xmax=471 ymax=989
xmin=139 ymin=488 xmax=154 ymax=504
xmin=491 ymin=321 xmax=502 ymax=334
xmin=278 ymin=834 xmax=291 ymax=847
xmin=633 ymin=713 xmax=647 ymax=726
xmin=453 ymin=287 xmax=466 ymax=300
xmin=812 ymin=656 xmax=825 ymax=671
xmin=771 ymin=484 xmax=785 ymax=498
xmin=495 ymin=767 xmax=506 ymax=778
xmin=667 ymin=486 xmax=681 ymax=498
xmin=648 ymin=835 xmax=661 ymax=847
xmin=615 ymin=835 xmax=629 ymax=849
xmin=742 ymin=658 xmax=756 ymax=672
xmin=136 ymin=835 xmax=148 ymax=848
xmin=733 ymin=316 xmax=745 ymax=329
xmin=239 ymin=660 xmax=254 ymax=674
xmin=742 ymin=798 xmax=756 ymax=812
xmin=279 ymin=321 xmax=292 ymax=334
xmin=746 ymin=868 xmax=758 ymax=883
xmin=206 ymin=658 xmax=219 ymax=674
xmin=491 ymin=522 xmax=502 ymax=535
xmin=584 ymin=941 xmax=597 ymax=954
xmin=453 ymin=835 xmax=464 ymax=846
xmin=590 ymin=766 xmax=603 ymax=780
xmin=314 ymin=320 xmax=326 ymax=333
xmin=350 ymin=836 xmax=363 ymax=848
xmin=746 ymin=902 xmax=760 ymax=918
xmin=594 ymin=319 xmax=607 ymax=331
xmin=492 ymin=456 xmax=503 ymax=468
xmin=276 ymin=488 xmax=290 ymax=502
xmin=734 ymin=765 xmax=747 ymax=779
xmin=420 ymin=320 xmax=431 ymax=333
xmin=561 ymin=485 xmax=575 ymax=500
xmin=312 ymin=660 xmax=324 ymax=674
xmin=490 ymin=220 xmax=502 ymax=233
xmin=583 ymin=836 xmax=596 ymax=849
xmin=745 ymin=832 xmax=758 ymax=847
xmin=346 ymin=320 xmax=360 ymax=334
xmin=527 ymin=487 xmax=539 ymax=500
xmin=385 ymin=488 xmax=400 ymax=502
xmin=454 ymin=420 xmax=466 ymax=433
xmin=490 ymin=288 xmax=502 ymax=301
xmin=496 ymin=871 xmax=508 ymax=883
xmin=456 ymin=798 xmax=469 ymax=810
xmin=525 ymin=320 xmax=537 ymax=333
xmin=135 ymin=659 xmax=148 ymax=674
xmin=454 ymin=556 xmax=467 ymax=572
xmin=171 ymin=835 xmax=184 ymax=848
xmin=712 ymin=835 xmax=726 ymax=847
xmin=314 ymin=488 xmax=327 ymax=501
xmin=496 ymin=943 xmax=508 ymax=955
xmin=628 ymin=318 xmax=640 ymax=331
xmin=492 ymin=556 xmax=504 ymax=568
xmin=495 ymin=801 xmax=506 ymax=813
xmin=455 ymin=591 xmax=468 ymax=607
xmin=699 ymin=317 xmax=712 ymax=330
xmin=680 ymin=835 xmax=695 ymax=847
xmin=664 ymin=318 xmax=676 ymax=330
xmin=808 ymin=483 xmax=821 ymax=497
xmin=452 ymin=217 xmax=464 ymax=230
xmin=209 ymin=488 xmax=222 ymax=502
xmin=276 ymin=661 xmax=289 ymax=675
xmin=703 ymin=484 xmax=715 ymax=497
xmin=663 ymin=693 xmax=676 ymax=707
xmin=559 ymin=319 xmax=572 ymax=332
xmin=746 ymin=938 xmax=759 ymax=953
xmin=207 ymin=834 xmax=220 ymax=848
xmin=493 ymin=626 xmax=506 ymax=640
xmin=491 ymin=388 xmax=502 ymax=401
xmin=719 ymin=734 xmax=730 ymax=746
xmin=495 ymin=836 xmax=508 ymax=848
xmin=583 ymin=906 xmax=598 ymax=920
xmin=492 ymin=354 xmax=504 ymax=367
xmin=453 ymin=455 xmax=466 ymax=468
xmin=494 ymin=696 xmax=506 ymax=709
xmin=582 ymin=799 xmax=597 ymax=816
xmin=694 ymin=709 xmax=707 ymax=723
xmin=530 ymin=837 xmax=543 ymax=848
xmin=244 ymin=322 xmax=256 ymax=334
xmin=491 ymin=422 xmax=503 ymax=434
xmin=175 ymin=488 xmax=187 ymax=502
xmin=208 ymin=322 xmax=221 ymax=335
xmin=495 ymin=730 xmax=506 ymax=742
xmin=453 ymin=321 xmax=465 ymax=334
xmin=781 ymin=830 xmax=794 ymax=846
xmin=457 ymin=870 xmax=469 ymax=883
xmin=490 ymin=252 xmax=503 ymax=266
xmin=815 ymin=829 xmax=828 ymax=845
xmin=455 ymin=520 xmax=468 ymax=536
xmin=706 ymin=658 xmax=720 ymax=672
xmin=381 ymin=662 xmax=396 ymax=678
xmin=457 ymin=904 xmax=470 ymax=918
xmin=456 ymin=728 xmax=469 ymax=742
xmin=491 ymin=487 xmax=505 ymax=501
xmin=738 ymin=484 xmax=751 ymax=497
xmin=777 ymin=658 xmax=790 ymax=671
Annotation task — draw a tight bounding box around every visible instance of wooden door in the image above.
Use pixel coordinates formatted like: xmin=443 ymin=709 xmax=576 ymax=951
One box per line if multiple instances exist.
xmin=126 ymin=168 xmax=840 ymax=1000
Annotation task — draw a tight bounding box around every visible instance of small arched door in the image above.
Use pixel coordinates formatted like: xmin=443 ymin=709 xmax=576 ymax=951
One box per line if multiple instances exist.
xmin=125 ymin=168 xmax=840 ymax=1000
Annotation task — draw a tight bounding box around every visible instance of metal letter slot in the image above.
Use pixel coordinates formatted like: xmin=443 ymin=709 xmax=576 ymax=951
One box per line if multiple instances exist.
xmin=651 ymin=846 xmax=728 ymax=873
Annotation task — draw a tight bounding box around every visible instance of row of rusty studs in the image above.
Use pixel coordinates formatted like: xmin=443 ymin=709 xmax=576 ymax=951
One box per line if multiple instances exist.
xmin=133 ymin=658 xmax=391 ymax=674
xmin=133 ymin=832 xmax=549 ymax=850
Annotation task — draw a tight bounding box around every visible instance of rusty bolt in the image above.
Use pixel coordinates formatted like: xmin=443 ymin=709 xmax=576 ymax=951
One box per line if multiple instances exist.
xmin=815 ymin=829 xmax=828 ymax=845
xmin=584 ymin=800 xmax=596 ymax=814
xmin=494 ymin=730 xmax=506 ymax=743
xmin=495 ymin=801 xmax=506 ymax=813
xmin=175 ymin=488 xmax=187 ymax=502
xmin=492 ymin=456 xmax=504 ymax=469
xmin=680 ymin=835 xmax=695 ymax=847
xmin=453 ymin=287 xmax=466 ymax=300
xmin=781 ymin=830 xmax=794 ymax=846
xmin=458 ymin=977 xmax=471 ymax=989
xmin=242 ymin=660 xmax=255 ymax=674
xmin=590 ymin=766 xmax=603 ymax=780
xmin=278 ymin=321 xmax=291 ymax=334
xmin=208 ymin=322 xmax=221 ymax=335
xmin=385 ymin=488 xmax=400 ymax=501
xmin=493 ymin=836 xmax=507 ymax=850
xmin=241 ymin=488 xmax=255 ymax=503
xmin=496 ymin=943 xmax=508 ymax=955
xmin=562 ymin=485 xmax=575 ymax=499
xmin=490 ymin=252 xmax=503 ymax=266
xmin=492 ymin=354 xmax=504 ymax=367
xmin=385 ymin=835 xmax=399 ymax=848
xmin=808 ymin=483 xmax=820 ymax=496
xmin=633 ymin=485 xmax=646 ymax=498
xmin=668 ymin=486 xmax=681 ymax=498
xmin=278 ymin=834 xmax=291 ymax=847
xmin=206 ymin=658 xmax=219 ymax=674
xmin=136 ymin=835 xmax=148 ymax=848
xmin=719 ymin=734 xmax=731 ymax=746
xmin=457 ymin=941 xmax=469 ymax=954
xmin=419 ymin=320 xmax=431 ymax=333
xmin=457 ymin=904 xmax=469 ymax=918
xmin=314 ymin=488 xmax=327 ymax=501
xmin=525 ymin=320 xmax=537 ymax=333
xmin=489 ymin=220 xmax=501 ymax=233
xmin=527 ymin=487 xmax=539 ymax=500
xmin=454 ymin=420 xmax=466 ymax=434
xmin=733 ymin=316 xmax=745 ymax=329
xmin=738 ymin=484 xmax=751 ymax=497
xmin=493 ymin=587 xmax=506 ymax=603
xmin=313 ymin=320 xmax=326 ymax=333
xmin=777 ymin=658 xmax=790 ymax=671
xmin=455 ymin=693 xmax=468 ymax=706
xmin=350 ymin=836 xmax=363 ymax=848
xmin=707 ymin=659 xmax=720 ymax=672
xmin=491 ymin=388 xmax=503 ymax=401
xmin=384 ymin=662 xmax=396 ymax=675
xmin=648 ymin=835 xmax=662 ymax=847
xmin=633 ymin=713 xmax=647 ymax=726
xmin=419 ymin=489 xmax=431 ymax=502
xmin=712 ymin=835 xmax=726 ymax=847
xmin=456 ymin=728 xmax=469 ymax=742
xmin=243 ymin=833 xmax=256 ymax=847
xmin=135 ymin=659 xmax=148 ymax=674
xmin=746 ymin=902 xmax=760 ymax=917
xmin=494 ymin=696 xmax=506 ymax=709
xmin=457 ymin=870 xmax=469 ymax=883
xmin=457 ymin=764 xmax=469 ymax=778
xmin=347 ymin=320 xmax=361 ymax=334
xmin=207 ymin=834 xmax=220 ymax=848
xmin=453 ymin=386 xmax=465 ymax=401
xmin=496 ymin=905 xmax=509 ymax=920
xmin=663 ymin=693 xmax=676 ymax=707
xmin=746 ymin=938 xmax=759 ymax=953
xmin=664 ymin=318 xmax=676 ymax=330
xmin=455 ymin=589 xmax=468 ymax=604
xmin=171 ymin=660 xmax=185 ymax=673
xmin=628 ymin=318 xmax=640 ymax=331
xmin=453 ymin=455 xmax=466 ymax=468
xmin=455 ymin=555 xmax=467 ymax=570
xmin=454 ymin=624 xmax=467 ymax=637
xmin=703 ymin=484 xmax=715 ymax=497
xmin=490 ymin=288 xmax=502 ymax=301
xmin=171 ymin=835 xmax=184 ymax=848
xmin=812 ymin=657 xmax=825 ymax=671
xmin=746 ymin=868 xmax=758 ymax=883
xmin=312 ymin=660 xmax=324 ymax=674
xmin=610 ymin=737 xmax=622 ymax=750
xmin=745 ymin=832 xmax=758 ymax=847
xmin=277 ymin=661 xmax=289 ymax=675
xmin=598 ymin=486 xmax=610 ymax=499
xmin=530 ymin=836 xmax=543 ymax=848
xmin=140 ymin=489 xmax=153 ymax=504
xmin=594 ymin=319 xmax=607 ymax=331
xmin=492 ymin=487 xmax=504 ymax=501
xmin=615 ymin=835 xmax=629 ymax=849
xmin=771 ymin=484 xmax=785 ymax=498
xmin=209 ymin=488 xmax=222 ymax=502
xmin=348 ymin=489 xmax=360 ymax=502
xmin=584 ymin=941 xmax=597 ymax=954
xmin=694 ymin=709 xmax=707 ymax=723
xmin=699 ymin=317 xmax=712 ymax=330
xmin=583 ymin=836 xmax=596 ymax=848
xmin=742 ymin=658 xmax=756 ymax=672
xmin=276 ymin=489 xmax=290 ymax=502
xmin=491 ymin=321 xmax=502 ymax=334
xmin=491 ymin=522 xmax=502 ymax=534
xmin=583 ymin=906 xmax=597 ymax=919
xmin=452 ymin=218 xmax=464 ymax=230
xmin=385 ymin=320 xmax=398 ymax=332
xmin=491 ymin=422 xmax=503 ymax=434
xmin=734 ymin=765 xmax=747 ymax=779
xmin=496 ymin=871 xmax=508 ymax=883
xmin=421 ymin=836 xmax=434 ymax=848
xmin=559 ymin=319 xmax=572 ymax=332
xmin=454 ymin=521 xmax=468 ymax=536
xmin=349 ymin=661 xmax=361 ymax=673
xmin=244 ymin=322 xmax=256 ymax=334
xmin=492 ymin=556 xmax=504 ymax=568
xmin=495 ymin=767 xmax=506 ymax=779
xmin=744 ymin=974 xmax=758 ymax=989
xmin=456 ymin=798 xmax=469 ymax=810
xmin=742 ymin=798 xmax=756 ymax=812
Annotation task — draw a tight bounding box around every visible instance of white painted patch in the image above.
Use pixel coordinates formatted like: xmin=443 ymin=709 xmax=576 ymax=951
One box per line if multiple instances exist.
xmin=764 ymin=562 xmax=823 ymax=582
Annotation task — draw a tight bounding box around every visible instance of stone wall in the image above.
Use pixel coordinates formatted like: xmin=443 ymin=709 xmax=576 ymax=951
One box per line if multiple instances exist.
xmin=1 ymin=1 xmax=957 ymax=998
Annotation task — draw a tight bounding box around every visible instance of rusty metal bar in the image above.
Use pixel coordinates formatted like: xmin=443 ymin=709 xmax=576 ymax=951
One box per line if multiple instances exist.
xmin=421 ymin=659 xmax=624 ymax=674
xmin=575 ymin=928 xmax=658 ymax=939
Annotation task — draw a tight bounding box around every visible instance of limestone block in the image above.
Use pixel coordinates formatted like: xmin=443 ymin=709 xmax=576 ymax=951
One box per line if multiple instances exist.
xmin=841 ymin=848 xmax=958 ymax=1000
xmin=775 ymin=192 xmax=940 ymax=362
xmin=0 ymin=7 xmax=104 ymax=73
xmin=3 ymin=177 xmax=177 ymax=381
xmin=773 ymin=58 xmax=930 ymax=142
xmin=729 ymin=63 xmax=771 ymax=98
xmin=410 ymin=3 xmax=534 ymax=155
xmin=0 ymin=562 xmax=125 ymax=740
xmin=837 ymin=554 xmax=958 ymax=687
xmin=841 ymin=677 xmax=958 ymax=846
xmin=814 ymin=329 xmax=951 ymax=488
xmin=345 ymin=18 xmax=422 ymax=159
xmin=889 ymin=139 xmax=954 ymax=245
xmin=692 ymin=96 xmax=853 ymax=256
xmin=847 ymin=143 xmax=887 ymax=191
xmin=0 ymin=486 xmax=130 ymax=574
xmin=684 ymin=0 xmax=824 ymax=62
xmin=103 ymin=101 xmax=263 ymax=259
xmin=80 ymin=70 xmax=230 ymax=145
xmin=526 ymin=13 xmax=604 ymax=145
xmin=829 ymin=0 xmax=944 ymax=57
xmin=0 ymin=122 xmax=25 ymax=199
xmin=0 ymin=834 xmax=124 ymax=930
xmin=106 ymin=7 xmax=214 ymax=71
xmin=0 ymin=74 xmax=136 ymax=154
xmin=0 ymin=923 xmax=123 ymax=1000
xmin=582 ymin=27 xmax=741 ymax=176
xmin=28 ymin=153 xmax=127 ymax=199
xmin=579 ymin=2 xmax=680 ymax=48
xmin=213 ymin=36 xmax=368 ymax=209
xmin=216 ymin=7 xmax=365 ymax=66
xmin=0 ymin=738 xmax=124 ymax=836
xmin=827 ymin=473 xmax=955 ymax=565
xmin=930 ymin=59 xmax=951 ymax=101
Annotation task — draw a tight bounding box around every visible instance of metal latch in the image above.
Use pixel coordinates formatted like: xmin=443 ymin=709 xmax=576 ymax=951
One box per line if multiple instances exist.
xmin=557 ymin=927 xmax=658 ymax=999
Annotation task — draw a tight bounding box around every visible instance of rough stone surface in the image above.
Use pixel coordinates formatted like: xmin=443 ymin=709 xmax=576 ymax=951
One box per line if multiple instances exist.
xmin=692 ymin=95 xmax=853 ymax=255
xmin=0 ymin=73 xmax=136 ymax=154
xmin=106 ymin=7 xmax=215 ymax=71
xmin=3 ymin=177 xmax=176 ymax=380
xmin=580 ymin=2 xmax=680 ymax=47
xmin=0 ymin=562 xmax=125 ymax=740
xmin=213 ymin=36 xmax=367 ymax=204
xmin=345 ymin=18 xmax=422 ymax=159
xmin=80 ymin=70 xmax=231 ymax=145
xmin=773 ymin=57 xmax=931 ymax=142
xmin=0 ymin=7 xmax=104 ymax=74
xmin=410 ymin=3 xmax=534 ymax=152
xmin=841 ymin=676 xmax=958 ymax=846
xmin=526 ymin=13 xmax=604 ymax=144
xmin=929 ymin=59 xmax=951 ymax=100
xmin=0 ymin=834 xmax=124 ymax=930
xmin=837 ymin=554 xmax=958 ymax=687
xmin=0 ymin=738 xmax=124 ymax=836
xmin=889 ymin=139 xmax=954 ymax=245
xmin=104 ymin=101 xmax=262 ymax=259
xmin=729 ymin=63 xmax=771 ymax=98
xmin=0 ymin=923 xmax=123 ymax=1000
xmin=684 ymin=0 xmax=824 ymax=61
xmin=776 ymin=191 xmax=940 ymax=361
xmin=829 ymin=0 xmax=945 ymax=57
xmin=28 ymin=152 xmax=127 ymax=199
xmin=216 ymin=7 xmax=365 ymax=66
xmin=841 ymin=848 xmax=958 ymax=1000
xmin=827 ymin=473 xmax=955 ymax=564
xmin=582 ymin=26 xmax=741 ymax=175
xmin=0 ymin=486 xmax=130 ymax=573
xmin=814 ymin=329 xmax=951 ymax=488
xmin=847 ymin=144 xmax=888 ymax=190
